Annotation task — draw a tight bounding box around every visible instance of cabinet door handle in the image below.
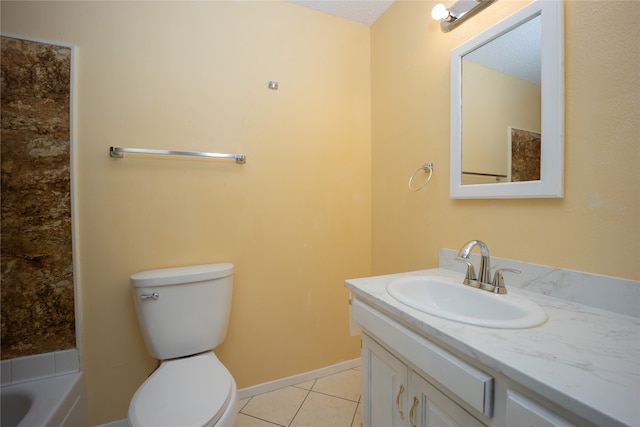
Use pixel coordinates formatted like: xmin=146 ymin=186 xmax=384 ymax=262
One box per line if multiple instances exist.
xmin=395 ymin=384 xmax=405 ymax=420
xmin=409 ymin=396 xmax=419 ymax=427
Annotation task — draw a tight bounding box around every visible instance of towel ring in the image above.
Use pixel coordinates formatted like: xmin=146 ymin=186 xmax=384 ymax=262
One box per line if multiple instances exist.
xmin=408 ymin=162 xmax=434 ymax=192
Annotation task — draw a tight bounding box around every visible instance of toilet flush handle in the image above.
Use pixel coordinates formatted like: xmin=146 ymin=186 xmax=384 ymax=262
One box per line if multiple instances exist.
xmin=140 ymin=292 xmax=159 ymax=300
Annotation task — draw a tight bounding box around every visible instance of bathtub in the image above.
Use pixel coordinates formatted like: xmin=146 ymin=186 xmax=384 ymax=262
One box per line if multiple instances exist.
xmin=1 ymin=372 xmax=87 ymax=427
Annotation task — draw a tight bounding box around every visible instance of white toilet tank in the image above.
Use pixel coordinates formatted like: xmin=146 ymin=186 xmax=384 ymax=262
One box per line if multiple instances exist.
xmin=130 ymin=263 xmax=233 ymax=360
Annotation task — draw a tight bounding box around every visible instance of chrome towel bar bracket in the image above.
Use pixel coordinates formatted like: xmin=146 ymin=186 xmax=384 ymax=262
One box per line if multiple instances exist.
xmin=109 ymin=146 xmax=246 ymax=164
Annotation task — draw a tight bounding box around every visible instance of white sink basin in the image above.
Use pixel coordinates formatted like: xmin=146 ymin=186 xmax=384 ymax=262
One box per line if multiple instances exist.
xmin=386 ymin=275 xmax=547 ymax=329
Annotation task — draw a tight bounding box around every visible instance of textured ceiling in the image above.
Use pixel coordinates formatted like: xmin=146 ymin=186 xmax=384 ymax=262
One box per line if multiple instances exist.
xmin=288 ymin=0 xmax=395 ymax=26
xmin=464 ymin=15 xmax=541 ymax=85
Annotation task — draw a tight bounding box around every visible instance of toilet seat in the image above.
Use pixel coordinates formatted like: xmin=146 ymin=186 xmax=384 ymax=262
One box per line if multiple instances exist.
xmin=129 ymin=352 xmax=233 ymax=427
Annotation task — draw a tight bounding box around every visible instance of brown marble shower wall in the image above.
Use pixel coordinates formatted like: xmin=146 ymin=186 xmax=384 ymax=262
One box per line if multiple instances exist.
xmin=511 ymin=127 xmax=541 ymax=182
xmin=1 ymin=36 xmax=75 ymax=359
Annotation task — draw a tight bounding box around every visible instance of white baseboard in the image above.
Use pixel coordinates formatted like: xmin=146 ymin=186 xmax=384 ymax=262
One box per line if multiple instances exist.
xmin=237 ymin=358 xmax=361 ymax=400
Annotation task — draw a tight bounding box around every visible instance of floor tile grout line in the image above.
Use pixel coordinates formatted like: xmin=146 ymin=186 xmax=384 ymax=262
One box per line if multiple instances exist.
xmin=238 ymin=412 xmax=287 ymax=427
xmin=307 ymin=389 xmax=361 ymax=403
xmin=291 ymin=384 xmax=313 ymax=392
xmin=287 ymin=380 xmax=315 ymax=427
xmin=349 ymin=402 xmax=360 ymax=427
xmin=237 ymin=395 xmax=252 ymax=414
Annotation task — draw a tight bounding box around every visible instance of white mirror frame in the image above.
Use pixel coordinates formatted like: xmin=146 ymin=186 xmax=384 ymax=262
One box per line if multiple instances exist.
xmin=450 ymin=0 xmax=564 ymax=199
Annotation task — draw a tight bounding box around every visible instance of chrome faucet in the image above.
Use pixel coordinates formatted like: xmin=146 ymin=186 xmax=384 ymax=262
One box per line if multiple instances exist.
xmin=455 ymin=240 xmax=520 ymax=294
xmin=457 ymin=239 xmax=492 ymax=283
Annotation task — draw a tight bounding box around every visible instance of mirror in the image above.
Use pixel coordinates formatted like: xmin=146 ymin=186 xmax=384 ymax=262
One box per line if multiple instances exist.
xmin=450 ymin=1 xmax=564 ymax=198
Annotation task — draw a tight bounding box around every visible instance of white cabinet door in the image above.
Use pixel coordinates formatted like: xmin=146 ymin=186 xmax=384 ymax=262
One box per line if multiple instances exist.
xmin=408 ymin=370 xmax=485 ymax=427
xmin=362 ymin=334 xmax=409 ymax=427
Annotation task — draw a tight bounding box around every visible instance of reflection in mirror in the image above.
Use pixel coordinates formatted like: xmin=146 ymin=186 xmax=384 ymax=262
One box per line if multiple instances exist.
xmin=462 ymin=15 xmax=540 ymax=185
xmin=450 ymin=1 xmax=564 ymax=198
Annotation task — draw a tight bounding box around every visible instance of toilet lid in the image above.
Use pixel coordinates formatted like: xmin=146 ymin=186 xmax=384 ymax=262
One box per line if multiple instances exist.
xmin=129 ymin=352 xmax=232 ymax=427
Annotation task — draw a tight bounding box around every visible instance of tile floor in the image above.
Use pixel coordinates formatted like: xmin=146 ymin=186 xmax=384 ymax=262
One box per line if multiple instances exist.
xmin=234 ymin=367 xmax=361 ymax=427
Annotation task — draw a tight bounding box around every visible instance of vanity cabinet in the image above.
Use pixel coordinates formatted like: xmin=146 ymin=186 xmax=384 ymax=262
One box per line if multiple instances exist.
xmin=352 ymin=296 xmax=593 ymax=427
xmin=362 ymin=333 xmax=484 ymax=427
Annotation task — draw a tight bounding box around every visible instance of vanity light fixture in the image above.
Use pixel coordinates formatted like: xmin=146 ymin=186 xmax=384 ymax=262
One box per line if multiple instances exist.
xmin=432 ymin=0 xmax=496 ymax=32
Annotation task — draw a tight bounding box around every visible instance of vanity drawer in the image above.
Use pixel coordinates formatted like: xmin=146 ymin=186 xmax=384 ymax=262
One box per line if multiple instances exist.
xmin=352 ymin=298 xmax=493 ymax=416
xmin=506 ymin=390 xmax=576 ymax=427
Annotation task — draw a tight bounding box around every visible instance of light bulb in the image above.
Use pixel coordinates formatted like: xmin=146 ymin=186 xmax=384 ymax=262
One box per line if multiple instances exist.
xmin=431 ymin=3 xmax=450 ymax=20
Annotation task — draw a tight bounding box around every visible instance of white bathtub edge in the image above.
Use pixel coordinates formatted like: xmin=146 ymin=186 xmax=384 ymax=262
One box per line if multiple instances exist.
xmin=1 ymin=371 xmax=87 ymax=427
xmin=1 ymin=349 xmax=80 ymax=385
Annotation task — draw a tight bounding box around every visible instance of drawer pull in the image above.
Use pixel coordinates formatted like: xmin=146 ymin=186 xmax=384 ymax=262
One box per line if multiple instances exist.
xmin=396 ymin=384 xmax=405 ymax=420
xmin=410 ymin=396 xmax=419 ymax=427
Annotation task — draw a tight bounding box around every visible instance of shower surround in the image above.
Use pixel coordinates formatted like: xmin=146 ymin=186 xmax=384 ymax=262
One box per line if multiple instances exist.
xmin=1 ymin=35 xmax=75 ymax=359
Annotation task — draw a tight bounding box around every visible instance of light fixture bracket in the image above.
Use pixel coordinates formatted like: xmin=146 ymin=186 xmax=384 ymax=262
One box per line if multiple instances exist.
xmin=438 ymin=0 xmax=497 ymax=32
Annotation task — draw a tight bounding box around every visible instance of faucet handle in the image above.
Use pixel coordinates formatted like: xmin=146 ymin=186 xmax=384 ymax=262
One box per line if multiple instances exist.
xmin=491 ymin=268 xmax=521 ymax=294
xmin=455 ymin=258 xmax=476 ymax=284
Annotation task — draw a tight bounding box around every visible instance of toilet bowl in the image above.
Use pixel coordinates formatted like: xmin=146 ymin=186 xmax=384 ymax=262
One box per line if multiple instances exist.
xmin=128 ymin=352 xmax=238 ymax=427
xmin=127 ymin=263 xmax=238 ymax=427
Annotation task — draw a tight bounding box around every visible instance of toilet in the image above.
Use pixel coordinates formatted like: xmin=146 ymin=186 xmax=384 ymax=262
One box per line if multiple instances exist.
xmin=128 ymin=263 xmax=238 ymax=427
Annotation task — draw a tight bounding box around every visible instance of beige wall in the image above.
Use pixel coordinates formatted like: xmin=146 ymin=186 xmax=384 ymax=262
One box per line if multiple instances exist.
xmin=371 ymin=0 xmax=639 ymax=280
xmin=1 ymin=1 xmax=370 ymax=424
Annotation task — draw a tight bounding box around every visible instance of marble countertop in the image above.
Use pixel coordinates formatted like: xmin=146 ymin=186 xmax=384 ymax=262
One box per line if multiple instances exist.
xmin=346 ymin=268 xmax=640 ymax=427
